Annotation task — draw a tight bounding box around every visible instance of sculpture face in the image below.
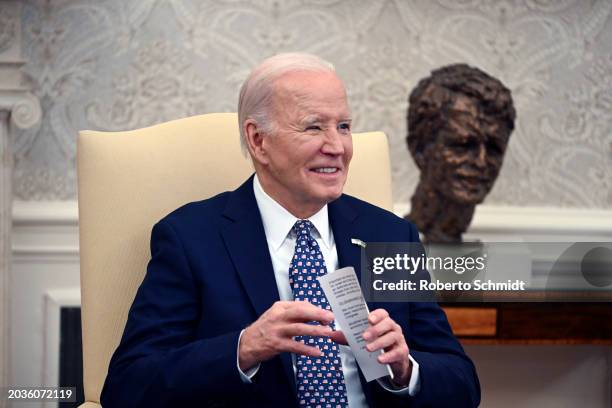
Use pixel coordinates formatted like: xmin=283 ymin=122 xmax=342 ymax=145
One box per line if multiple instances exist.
xmin=422 ymin=96 xmax=510 ymax=204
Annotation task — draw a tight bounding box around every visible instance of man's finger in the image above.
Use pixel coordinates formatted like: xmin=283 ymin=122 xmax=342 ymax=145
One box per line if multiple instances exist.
xmin=377 ymin=346 xmax=406 ymax=364
xmin=282 ymin=323 xmax=333 ymax=338
xmin=368 ymin=308 xmax=389 ymax=325
xmin=363 ymin=317 xmax=395 ymax=340
xmin=283 ymin=339 xmax=323 ymax=357
xmin=365 ymin=331 xmax=398 ymax=352
xmin=273 ymin=300 xmax=296 ymax=309
xmin=329 ymin=330 xmax=348 ymax=345
xmin=284 ymin=302 xmax=334 ymax=324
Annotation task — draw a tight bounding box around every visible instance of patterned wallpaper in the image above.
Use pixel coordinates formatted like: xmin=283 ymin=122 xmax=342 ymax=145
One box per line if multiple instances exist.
xmin=12 ymin=0 xmax=612 ymax=207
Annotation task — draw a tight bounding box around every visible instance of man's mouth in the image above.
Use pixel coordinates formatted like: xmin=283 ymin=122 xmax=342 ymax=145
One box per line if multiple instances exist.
xmin=455 ymin=172 xmax=490 ymax=183
xmin=311 ymin=167 xmax=340 ymax=174
xmin=459 ymin=175 xmax=489 ymax=183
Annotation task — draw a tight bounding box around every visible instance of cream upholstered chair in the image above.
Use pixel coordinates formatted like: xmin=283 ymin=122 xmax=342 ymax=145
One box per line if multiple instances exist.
xmin=76 ymin=112 xmax=393 ymax=407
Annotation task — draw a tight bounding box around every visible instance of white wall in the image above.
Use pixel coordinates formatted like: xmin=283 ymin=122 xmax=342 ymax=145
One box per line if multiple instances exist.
xmin=468 ymin=345 xmax=612 ymax=408
xmin=10 ymin=201 xmax=79 ymax=407
xmin=14 ymin=0 xmax=612 ymax=208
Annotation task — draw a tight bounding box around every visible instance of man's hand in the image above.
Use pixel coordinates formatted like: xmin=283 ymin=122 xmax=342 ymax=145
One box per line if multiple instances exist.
xmin=239 ymin=300 xmax=336 ymax=371
xmin=363 ymin=309 xmax=411 ymax=387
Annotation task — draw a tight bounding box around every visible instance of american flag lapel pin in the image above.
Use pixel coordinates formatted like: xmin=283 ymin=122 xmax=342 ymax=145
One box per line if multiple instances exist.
xmin=351 ymin=238 xmax=366 ymax=248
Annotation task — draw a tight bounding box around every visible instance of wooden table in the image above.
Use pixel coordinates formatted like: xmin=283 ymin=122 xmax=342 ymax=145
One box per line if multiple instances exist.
xmin=442 ymin=303 xmax=612 ymax=345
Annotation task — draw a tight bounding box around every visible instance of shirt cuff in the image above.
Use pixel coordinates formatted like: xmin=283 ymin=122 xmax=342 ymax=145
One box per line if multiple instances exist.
xmin=376 ymin=354 xmax=421 ymax=397
xmin=236 ymin=329 xmax=260 ymax=383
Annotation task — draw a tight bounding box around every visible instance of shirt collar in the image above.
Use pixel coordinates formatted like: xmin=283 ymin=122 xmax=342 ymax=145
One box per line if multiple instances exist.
xmin=253 ymin=174 xmax=332 ymax=252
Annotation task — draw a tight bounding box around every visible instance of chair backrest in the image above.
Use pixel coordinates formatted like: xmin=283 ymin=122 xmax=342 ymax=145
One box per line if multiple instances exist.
xmin=77 ymin=112 xmax=392 ymax=405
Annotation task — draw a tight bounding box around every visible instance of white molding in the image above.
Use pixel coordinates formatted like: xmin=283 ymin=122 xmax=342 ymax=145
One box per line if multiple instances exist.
xmin=11 ymin=200 xmax=612 ymax=267
xmin=12 ymin=200 xmax=79 ymax=226
xmin=393 ymin=203 xmax=612 ymax=239
xmin=14 ymin=200 xmax=612 ymax=230
xmin=12 ymin=249 xmax=80 ymax=264
xmin=469 ymin=205 xmax=612 ymax=235
xmin=12 ymin=201 xmax=79 ymax=263
xmin=7 ymin=199 xmax=612 ymax=265
xmin=42 ymin=289 xmax=80 ymax=408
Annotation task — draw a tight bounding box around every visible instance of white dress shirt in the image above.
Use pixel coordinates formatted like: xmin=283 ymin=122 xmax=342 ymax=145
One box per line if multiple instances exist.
xmin=236 ymin=175 xmax=420 ymax=406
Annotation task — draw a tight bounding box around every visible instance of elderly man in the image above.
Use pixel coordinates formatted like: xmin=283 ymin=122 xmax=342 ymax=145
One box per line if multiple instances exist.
xmin=101 ymin=53 xmax=479 ymax=408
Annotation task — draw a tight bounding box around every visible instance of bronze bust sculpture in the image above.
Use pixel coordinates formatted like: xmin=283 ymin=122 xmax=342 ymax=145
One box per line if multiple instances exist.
xmin=405 ymin=64 xmax=516 ymax=243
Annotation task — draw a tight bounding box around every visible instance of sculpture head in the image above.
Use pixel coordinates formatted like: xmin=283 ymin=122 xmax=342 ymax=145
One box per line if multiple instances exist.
xmin=407 ymin=64 xmax=515 ymax=204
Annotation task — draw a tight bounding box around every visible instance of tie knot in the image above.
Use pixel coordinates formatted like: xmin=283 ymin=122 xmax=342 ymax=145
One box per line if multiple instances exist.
xmin=292 ymin=219 xmax=314 ymax=237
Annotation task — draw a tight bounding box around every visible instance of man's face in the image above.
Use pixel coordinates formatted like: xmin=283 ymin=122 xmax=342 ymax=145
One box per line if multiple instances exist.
xmin=255 ymin=70 xmax=353 ymax=215
xmin=423 ymin=95 xmax=510 ymax=204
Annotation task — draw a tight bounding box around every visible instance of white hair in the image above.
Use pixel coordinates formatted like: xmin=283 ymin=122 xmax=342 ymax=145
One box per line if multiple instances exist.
xmin=237 ymin=53 xmax=336 ymax=156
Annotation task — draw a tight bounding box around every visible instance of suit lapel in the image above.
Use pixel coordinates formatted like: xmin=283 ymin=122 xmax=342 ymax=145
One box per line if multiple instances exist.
xmin=221 ymin=175 xmax=281 ymax=316
xmin=328 ymin=196 xmax=361 ymax=280
xmin=220 ymin=175 xmax=296 ymax=393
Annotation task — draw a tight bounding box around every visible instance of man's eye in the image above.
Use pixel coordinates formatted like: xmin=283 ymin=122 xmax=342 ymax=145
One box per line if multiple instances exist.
xmin=305 ymin=125 xmax=321 ymax=131
xmin=338 ymin=123 xmax=351 ymax=132
xmin=450 ymin=142 xmax=468 ymax=150
xmin=451 ymin=140 xmax=477 ymax=150
xmin=486 ymin=141 xmax=503 ymax=155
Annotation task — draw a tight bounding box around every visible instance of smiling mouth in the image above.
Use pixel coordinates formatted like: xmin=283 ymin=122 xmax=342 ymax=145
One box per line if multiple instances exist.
xmin=455 ymin=172 xmax=490 ymax=183
xmin=310 ymin=167 xmax=340 ymax=174
xmin=460 ymin=176 xmax=489 ymax=183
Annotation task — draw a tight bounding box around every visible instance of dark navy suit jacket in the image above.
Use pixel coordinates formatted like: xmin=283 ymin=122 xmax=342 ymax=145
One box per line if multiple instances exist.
xmin=101 ymin=176 xmax=480 ymax=407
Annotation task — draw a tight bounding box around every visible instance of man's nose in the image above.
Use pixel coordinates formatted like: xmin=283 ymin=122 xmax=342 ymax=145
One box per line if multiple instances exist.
xmin=474 ymin=143 xmax=487 ymax=169
xmin=321 ymin=129 xmax=345 ymax=155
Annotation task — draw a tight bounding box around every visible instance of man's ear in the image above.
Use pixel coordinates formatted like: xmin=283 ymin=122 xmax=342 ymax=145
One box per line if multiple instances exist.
xmin=244 ymin=119 xmax=269 ymax=165
xmin=412 ymin=148 xmax=426 ymax=170
xmin=408 ymin=139 xmax=426 ymax=170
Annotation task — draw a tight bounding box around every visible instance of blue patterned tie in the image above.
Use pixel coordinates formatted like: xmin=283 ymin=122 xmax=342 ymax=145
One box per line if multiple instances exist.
xmin=289 ymin=220 xmax=348 ymax=408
